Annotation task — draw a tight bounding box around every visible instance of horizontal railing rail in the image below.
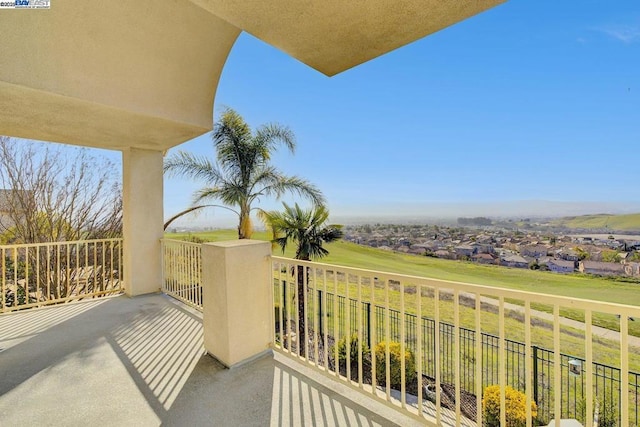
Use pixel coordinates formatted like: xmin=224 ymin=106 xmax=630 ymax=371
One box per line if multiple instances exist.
xmin=1 ymin=238 xmax=123 ymax=313
xmin=271 ymin=255 xmax=640 ymax=427
xmin=161 ymin=239 xmax=202 ymax=311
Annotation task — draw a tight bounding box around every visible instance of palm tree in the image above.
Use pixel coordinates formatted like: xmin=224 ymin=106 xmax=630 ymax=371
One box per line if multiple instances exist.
xmin=163 ymin=108 xmax=325 ymax=239
xmin=261 ymin=202 xmax=343 ymax=356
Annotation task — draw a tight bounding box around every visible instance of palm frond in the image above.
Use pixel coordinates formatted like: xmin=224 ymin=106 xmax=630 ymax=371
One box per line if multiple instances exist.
xmin=258 ymin=174 xmax=326 ymax=207
xmin=254 ymin=123 xmax=296 ymax=158
xmin=319 ymin=225 xmax=344 ymax=243
xmin=212 ymin=108 xmax=254 ymax=176
xmin=163 ymin=205 xmax=206 ymax=230
xmin=163 ymin=204 xmax=241 ymax=230
xmin=163 ymin=151 xmax=222 ymax=184
xmin=260 ymin=202 xmax=342 ymax=261
xmin=191 ymin=186 xmax=243 ymax=209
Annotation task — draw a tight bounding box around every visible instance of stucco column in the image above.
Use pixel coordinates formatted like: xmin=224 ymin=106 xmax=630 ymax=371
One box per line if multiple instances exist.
xmin=122 ymin=148 xmax=164 ymax=296
xmin=203 ymin=240 xmax=273 ymax=368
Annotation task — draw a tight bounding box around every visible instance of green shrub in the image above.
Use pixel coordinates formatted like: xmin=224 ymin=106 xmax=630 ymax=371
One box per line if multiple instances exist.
xmin=576 ymin=397 xmax=618 ymax=427
xmin=596 ymin=398 xmax=618 ymax=427
xmin=374 ymin=341 xmax=416 ymax=389
xmin=337 ymin=333 xmax=370 ymax=368
xmin=184 ymin=234 xmax=205 ymax=243
xmin=482 ymin=385 xmax=537 ymax=427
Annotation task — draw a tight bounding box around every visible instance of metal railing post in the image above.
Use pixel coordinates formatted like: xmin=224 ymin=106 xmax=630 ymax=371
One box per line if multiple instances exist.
xmin=533 ymin=345 xmax=539 ymax=408
xmin=282 ymin=280 xmax=287 ymax=316
xmin=365 ymin=301 xmax=371 ymax=348
xmin=317 ymin=289 xmax=324 ymax=337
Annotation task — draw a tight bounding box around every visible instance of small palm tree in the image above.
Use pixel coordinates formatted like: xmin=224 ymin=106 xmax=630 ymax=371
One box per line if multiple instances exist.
xmin=164 ymin=108 xmax=325 ymax=238
xmin=262 ymin=202 xmax=343 ymax=356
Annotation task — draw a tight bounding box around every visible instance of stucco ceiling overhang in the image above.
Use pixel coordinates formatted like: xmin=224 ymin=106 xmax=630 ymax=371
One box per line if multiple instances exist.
xmin=0 ymin=0 xmax=505 ymax=151
xmin=193 ymin=0 xmax=506 ymax=76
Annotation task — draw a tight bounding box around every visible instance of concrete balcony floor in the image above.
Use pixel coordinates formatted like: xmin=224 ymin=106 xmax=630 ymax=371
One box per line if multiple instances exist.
xmin=0 ymin=294 xmax=426 ymax=427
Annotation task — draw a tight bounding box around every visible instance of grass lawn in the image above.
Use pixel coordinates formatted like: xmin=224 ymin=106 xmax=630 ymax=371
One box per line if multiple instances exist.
xmin=165 ymin=230 xmax=640 ymax=337
xmin=167 ymin=229 xmax=640 ymax=304
xmin=552 ymin=212 xmax=640 ymax=231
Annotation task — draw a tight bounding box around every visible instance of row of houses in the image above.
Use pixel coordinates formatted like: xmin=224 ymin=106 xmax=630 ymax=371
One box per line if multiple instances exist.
xmin=573 ymin=235 xmax=640 ymax=251
xmin=433 ymin=247 xmax=640 ymax=277
xmin=540 ymin=259 xmax=640 ymax=276
xmin=344 ymin=224 xmax=640 ymax=278
xmin=425 ymin=248 xmax=640 ymax=277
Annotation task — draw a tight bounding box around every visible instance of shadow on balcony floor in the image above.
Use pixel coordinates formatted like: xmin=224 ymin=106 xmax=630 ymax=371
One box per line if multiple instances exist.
xmin=0 ymin=294 xmax=420 ymax=426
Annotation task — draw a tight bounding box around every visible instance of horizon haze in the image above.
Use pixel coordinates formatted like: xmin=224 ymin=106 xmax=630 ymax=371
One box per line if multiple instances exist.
xmin=168 ymin=200 xmax=640 ymax=229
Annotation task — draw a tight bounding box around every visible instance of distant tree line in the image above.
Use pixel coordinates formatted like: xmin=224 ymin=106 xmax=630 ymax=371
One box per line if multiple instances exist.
xmin=457 ymin=217 xmax=493 ymax=226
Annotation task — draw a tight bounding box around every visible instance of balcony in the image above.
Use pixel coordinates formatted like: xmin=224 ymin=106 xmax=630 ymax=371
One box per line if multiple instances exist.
xmin=3 ymin=2 xmax=627 ymax=425
xmin=2 ymin=238 xmax=640 ymax=426
xmin=0 ymin=292 xmax=425 ymax=426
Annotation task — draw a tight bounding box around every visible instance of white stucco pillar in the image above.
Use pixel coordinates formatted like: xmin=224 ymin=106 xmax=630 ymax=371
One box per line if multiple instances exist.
xmin=122 ymin=148 xmax=164 ymax=296
xmin=203 ymin=240 xmax=273 ymax=368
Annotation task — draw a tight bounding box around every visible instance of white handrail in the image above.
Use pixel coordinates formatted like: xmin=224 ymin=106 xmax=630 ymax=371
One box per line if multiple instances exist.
xmin=1 ymin=238 xmax=123 ymax=313
xmin=161 ymin=239 xmax=202 ymax=311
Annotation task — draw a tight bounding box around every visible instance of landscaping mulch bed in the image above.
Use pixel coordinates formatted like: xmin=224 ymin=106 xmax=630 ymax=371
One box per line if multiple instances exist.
xmin=422 ymin=377 xmax=479 ymax=420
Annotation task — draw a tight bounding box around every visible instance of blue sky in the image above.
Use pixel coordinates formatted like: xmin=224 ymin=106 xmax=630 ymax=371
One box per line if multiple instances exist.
xmin=163 ymin=0 xmax=640 ymax=227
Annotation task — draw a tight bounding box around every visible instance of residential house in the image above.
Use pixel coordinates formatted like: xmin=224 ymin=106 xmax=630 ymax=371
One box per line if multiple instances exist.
xmin=576 ymin=245 xmax=603 ymax=261
xmin=501 ymin=254 xmax=529 ymax=269
xmin=624 ymin=262 xmax=640 ymax=277
xmin=472 ymin=253 xmax=498 ymax=265
xmin=547 ymin=259 xmax=575 ymax=274
xmin=417 ymin=241 xmax=445 ymax=251
xmin=475 ymin=234 xmax=494 ymax=244
xmin=367 ymin=235 xmax=390 ymax=247
xmin=521 ymin=245 xmax=549 ymax=258
xmin=556 ymin=248 xmax=579 ymax=262
xmin=589 ymin=250 xmax=603 ymax=261
xmin=434 ymin=250 xmax=455 ymax=260
xmin=608 ymin=240 xmax=625 ymax=250
xmin=454 ymin=244 xmax=477 ymax=258
xmin=472 ymin=241 xmax=495 ymax=254
xmin=397 ymin=238 xmax=411 ymax=247
xmin=536 ymin=256 xmax=553 ymax=266
xmin=579 ymin=261 xmax=626 ymax=277
xmin=407 ymin=246 xmax=426 ymax=255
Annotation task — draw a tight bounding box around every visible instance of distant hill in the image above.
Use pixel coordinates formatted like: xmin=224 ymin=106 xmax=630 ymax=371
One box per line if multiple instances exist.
xmin=552 ymin=213 xmax=640 ymax=231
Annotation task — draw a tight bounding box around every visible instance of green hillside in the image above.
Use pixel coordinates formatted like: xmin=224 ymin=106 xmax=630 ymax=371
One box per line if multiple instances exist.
xmin=553 ymin=213 xmax=640 ymax=231
xmin=166 ymin=229 xmax=640 ymax=307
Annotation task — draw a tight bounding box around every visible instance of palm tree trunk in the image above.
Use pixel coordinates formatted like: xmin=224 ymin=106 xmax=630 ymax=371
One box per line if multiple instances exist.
xmin=238 ymin=208 xmax=252 ymax=239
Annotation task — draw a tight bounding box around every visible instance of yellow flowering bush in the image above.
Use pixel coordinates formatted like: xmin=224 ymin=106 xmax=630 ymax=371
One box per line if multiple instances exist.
xmin=482 ymin=385 xmax=537 ymax=427
xmin=374 ymin=341 xmax=416 ymax=390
